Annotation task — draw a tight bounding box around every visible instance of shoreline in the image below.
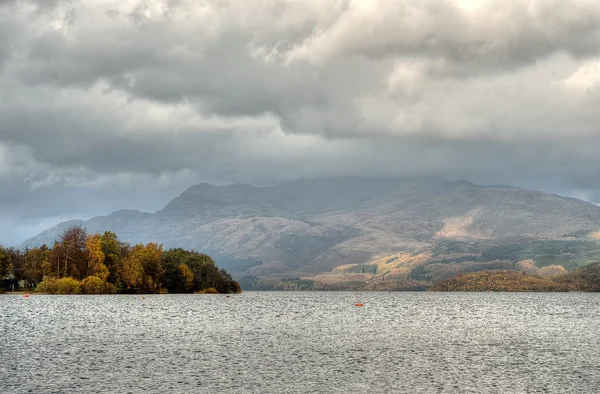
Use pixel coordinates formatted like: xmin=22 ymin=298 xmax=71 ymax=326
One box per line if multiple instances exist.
xmin=2 ymin=289 xmax=596 ymax=294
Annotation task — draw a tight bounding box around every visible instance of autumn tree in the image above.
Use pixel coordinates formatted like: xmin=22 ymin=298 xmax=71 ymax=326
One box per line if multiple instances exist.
xmin=135 ymin=243 xmax=164 ymax=293
xmin=120 ymin=246 xmax=143 ymax=292
xmin=85 ymin=234 xmax=109 ymax=280
xmin=81 ymin=275 xmax=116 ymax=294
xmin=179 ymin=264 xmax=194 ymax=292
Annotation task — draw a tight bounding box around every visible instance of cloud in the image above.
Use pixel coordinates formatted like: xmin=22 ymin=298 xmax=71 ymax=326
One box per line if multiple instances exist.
xmin=288 ymin=0 xmax=600 ymax=68
xmin=1 ymin=0 xmax=600 ymax=243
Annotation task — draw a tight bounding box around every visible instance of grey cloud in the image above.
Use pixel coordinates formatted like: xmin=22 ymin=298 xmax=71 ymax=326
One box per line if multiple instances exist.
xmin=1 ymin=0 xmax=600 ymax=244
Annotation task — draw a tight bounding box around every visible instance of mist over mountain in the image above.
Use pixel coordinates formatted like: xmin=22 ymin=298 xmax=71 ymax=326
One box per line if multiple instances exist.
xmin=21 ymin=176 xmax=600 ymax=276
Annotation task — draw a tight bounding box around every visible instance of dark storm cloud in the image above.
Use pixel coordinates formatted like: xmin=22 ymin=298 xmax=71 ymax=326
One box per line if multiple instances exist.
xmin=1 ymin=0 xmax=600 ymax=244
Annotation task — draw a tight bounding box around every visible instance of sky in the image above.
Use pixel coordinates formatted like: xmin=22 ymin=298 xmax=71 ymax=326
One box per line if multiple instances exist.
xmin=1 ymin=0 xmax=600 ymax=245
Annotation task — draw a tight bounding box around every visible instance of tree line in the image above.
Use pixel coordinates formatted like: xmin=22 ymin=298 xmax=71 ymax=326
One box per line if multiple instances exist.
xmin=0 ymin=226 xmax=241 ymax=294
xmin=430 ymin=263 xmax=600 ymax=292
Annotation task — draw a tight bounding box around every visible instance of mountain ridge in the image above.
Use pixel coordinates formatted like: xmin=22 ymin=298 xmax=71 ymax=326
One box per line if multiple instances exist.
xmin=22 ymin=176 xmax=600 ymax=276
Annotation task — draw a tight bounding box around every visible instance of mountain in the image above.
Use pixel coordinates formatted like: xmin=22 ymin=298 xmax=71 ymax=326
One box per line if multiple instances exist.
xmin=22 ymin=176 xmax=600 ymax=276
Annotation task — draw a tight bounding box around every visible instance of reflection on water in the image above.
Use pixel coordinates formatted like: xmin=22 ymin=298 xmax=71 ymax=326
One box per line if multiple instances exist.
xmin=1 ymin=292 xmax=599 ymax=393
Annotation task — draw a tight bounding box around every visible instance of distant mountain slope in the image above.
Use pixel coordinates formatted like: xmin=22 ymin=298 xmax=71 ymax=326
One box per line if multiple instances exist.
xmin=22 ymin=177 xmax=600 ymax=276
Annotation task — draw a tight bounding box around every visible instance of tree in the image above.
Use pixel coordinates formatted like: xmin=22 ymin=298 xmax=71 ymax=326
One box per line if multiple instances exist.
xmin=85 ymin=234 xmax=109 ymax=280
xmin=38 ymin=276 xmax=82 ymax=294
xmin=55 ymin=277 xmax=81 ymax=294
xmin=555 ymin=262 xmax=600 ymax=291
xmin=179 ymin=264 xmax=194 ymax=293
xmin=215 ymin=268 xmax=242 ymax=294
xmin=185 ymin=252 xmax=221 ymax=291
xmin=162 ymin=263 xmax=193 ymax=293
xmin=15 ymin=230 xmax=240 ymax=294
xmin=58 ymin=226 xmax=88 ymax=279
xmin=135 ymin=243 xmax=164 ymax=293
xmin=0 ymin=246 xmax=11 ymax=279
xmin=161 ymin=248 xmax=194 ymax=293
xmin=116 ymin=242 xmax=164 ymax=293
xmin=81 ymin=276 xmax=116 ymax=294
xmin=24 ymin=246 xmax=51 ymax=285
xmin=38 ymin=246 xmax=53 ymax=281
xmin=100 ymin=231 xmax=121 ymax=285
xmin=120 ymin=248 xmax=143 ymax=292
xmin=50 ymin=241 xmax=63 ymax=278
xmin=6 ymin=248 xmax=25 ymax=283
xmin=161 ymin=249 xmax=241 ymax=293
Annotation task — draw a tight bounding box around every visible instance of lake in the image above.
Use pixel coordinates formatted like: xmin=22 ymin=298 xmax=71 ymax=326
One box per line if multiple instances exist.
xmin=1 ymin=292 xmax=599 ymax=393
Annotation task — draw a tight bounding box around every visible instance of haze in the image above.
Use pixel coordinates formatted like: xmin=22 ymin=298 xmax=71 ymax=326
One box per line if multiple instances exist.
xmin=1 ymin=0 xmax=600 ymax=245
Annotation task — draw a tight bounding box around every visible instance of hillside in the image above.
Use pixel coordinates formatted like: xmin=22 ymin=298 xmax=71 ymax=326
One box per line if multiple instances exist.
xmin=22 ymin=177 xmax=600 ymax=277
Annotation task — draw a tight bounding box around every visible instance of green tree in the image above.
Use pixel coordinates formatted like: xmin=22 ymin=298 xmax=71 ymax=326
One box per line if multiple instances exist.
xmin=185 ymin=252 xmax=221 ymax=291
xmin=162 ymin=249 xmax=241 ymax=293
xmin=162 ymin=248 xmax=195 ymax=293
xmin=100 ymin=231 xmax=122 ymax=285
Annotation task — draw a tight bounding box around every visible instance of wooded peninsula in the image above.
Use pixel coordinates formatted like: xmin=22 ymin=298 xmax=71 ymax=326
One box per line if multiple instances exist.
xmin=0 ymin=226 xmax=241 ymax=294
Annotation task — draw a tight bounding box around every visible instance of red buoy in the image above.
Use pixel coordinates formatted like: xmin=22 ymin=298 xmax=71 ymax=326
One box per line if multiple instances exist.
xmin=24 ymin=294 xmax=30 ymax=298
xmin=355 ymin=302 xmax=363 ymax=307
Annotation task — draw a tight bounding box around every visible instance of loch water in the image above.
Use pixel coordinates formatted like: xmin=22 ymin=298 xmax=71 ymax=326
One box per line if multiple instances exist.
xmin=1 ymin=292 xmax=599 ymax=393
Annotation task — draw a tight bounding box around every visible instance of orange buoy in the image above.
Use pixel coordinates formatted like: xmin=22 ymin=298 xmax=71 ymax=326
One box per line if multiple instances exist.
xmin=355 ymin=302 xmax=363 ymax=307
xmin=141 ymin=297 xmax=145 ymax=301
xmin=24 ymin=294 xmax=30 ymax=298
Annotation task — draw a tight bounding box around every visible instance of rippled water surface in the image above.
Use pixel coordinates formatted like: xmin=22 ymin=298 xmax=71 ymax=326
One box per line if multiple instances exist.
xmin=1 ymin=292 xmax=599 ymax=393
